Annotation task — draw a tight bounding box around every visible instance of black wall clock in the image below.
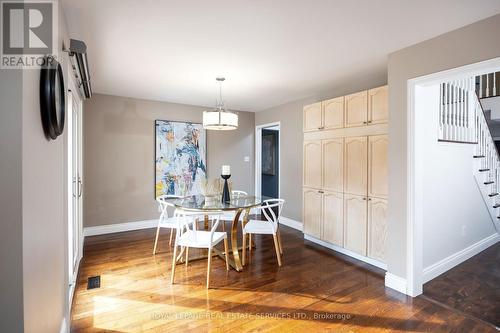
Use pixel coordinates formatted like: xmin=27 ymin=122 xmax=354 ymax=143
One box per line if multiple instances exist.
xmin=40 ymin=56 xmax=65 ymax=140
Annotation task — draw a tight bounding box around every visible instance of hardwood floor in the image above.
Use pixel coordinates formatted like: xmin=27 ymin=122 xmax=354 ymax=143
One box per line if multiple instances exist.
xmin=71 ymin=224 xmax=496 ymax=332
xmin=423 ymin=242 xmax=500 ymax=328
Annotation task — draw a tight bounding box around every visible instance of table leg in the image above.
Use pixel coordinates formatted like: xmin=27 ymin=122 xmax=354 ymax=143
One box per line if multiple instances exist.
xmin=229 ymin=208 xmax=249 ymax=272
xmin=204 ymin=214 xmax=209 ymax=230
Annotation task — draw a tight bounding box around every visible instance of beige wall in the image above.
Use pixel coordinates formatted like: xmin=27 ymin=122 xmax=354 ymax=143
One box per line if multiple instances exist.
xmin=387 ymin=13 xmax=500 ymax=280
xmin=20 ymin=1 xmax=70 ymax=331
xmin=255 ymin=76 xmax=387 ymax=222
xmin=83 ymin=94 xmax=255 ymax=227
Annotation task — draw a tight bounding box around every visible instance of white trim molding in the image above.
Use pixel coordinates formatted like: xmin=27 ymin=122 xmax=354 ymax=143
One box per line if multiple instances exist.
xmin=385 ymin=273 xmax=407 ymax=294
xmin=255 ymin=121 xmax=281 ymax=198
xmin=422 ymin=233 xmax=500 ymax=283
xmin=83 ymin=219 xmax=157 ymax=237
xmin=279 ymin=217 xmax=303 ymax=231
xmin=59 ymin=317 xmax=68 ymax=333
xmin=304 ymin=234 xmax=387 ymax=270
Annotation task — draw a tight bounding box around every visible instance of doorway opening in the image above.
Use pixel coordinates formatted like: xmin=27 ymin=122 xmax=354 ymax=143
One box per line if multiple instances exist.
xmin=405 ymin=56 xmax=500 ymax=298
xmin=255 ymin=122 xmax=280 ymax=199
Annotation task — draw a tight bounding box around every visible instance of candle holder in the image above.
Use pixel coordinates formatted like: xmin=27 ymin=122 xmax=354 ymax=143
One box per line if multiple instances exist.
xmin=221 ymin=174 xmax=231 ymax=203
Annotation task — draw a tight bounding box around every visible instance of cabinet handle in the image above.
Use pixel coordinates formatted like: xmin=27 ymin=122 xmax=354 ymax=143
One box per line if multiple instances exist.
xmin=318 ymin=190 xmax=324 ymax=194
xmin=362 ymin=121 xmax=368 ymax=125
xmin=368 ymin=198 xmax=372 ymax=201
xmin=318 ymin=126 xmax=324 ymax=130
xmin=362 ymin=197 xmax=367 ymax=200
xmin=368 ymin=120 xmax=372 ymax=124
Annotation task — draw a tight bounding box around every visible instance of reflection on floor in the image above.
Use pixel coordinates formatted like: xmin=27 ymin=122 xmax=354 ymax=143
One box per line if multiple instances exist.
xmin=423 ymin=241 xmax=500 ymax=329
xmin=71 ymin=222 xmax=497 ymax=332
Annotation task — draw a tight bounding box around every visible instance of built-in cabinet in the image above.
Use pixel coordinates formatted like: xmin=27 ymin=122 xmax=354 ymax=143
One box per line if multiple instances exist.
xmin=302 ymin=85 xmax=388 ymax=265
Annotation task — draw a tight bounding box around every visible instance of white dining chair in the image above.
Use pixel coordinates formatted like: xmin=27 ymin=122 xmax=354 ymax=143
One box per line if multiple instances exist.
xmin=170 ymin=210 xmax=229 ymax=289
xmin=220 ymin=190 xmax=248 ymax=231
xmin=153 ymin=195 xmax=203 ymax=254
xmin=153 ymin=195 xmax=181 ymax=254
xmin=242 ymin=199 xmax=285 ymax=267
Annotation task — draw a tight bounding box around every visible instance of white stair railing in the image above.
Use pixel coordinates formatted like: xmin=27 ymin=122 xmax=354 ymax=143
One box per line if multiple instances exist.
xmin=439 ymin=75 xmax=500 ymax=222
xmin=477 ymin=72 xmax=500 ymax=98
xmin=438 ymin=77 xmax=477 ymax=143
xmin=475 ymin=98 xmax=500 ymax=198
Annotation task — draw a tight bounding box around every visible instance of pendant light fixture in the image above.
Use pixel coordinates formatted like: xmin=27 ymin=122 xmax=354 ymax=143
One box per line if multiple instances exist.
xmin=203 ymin=77 xmax=238 ymax=130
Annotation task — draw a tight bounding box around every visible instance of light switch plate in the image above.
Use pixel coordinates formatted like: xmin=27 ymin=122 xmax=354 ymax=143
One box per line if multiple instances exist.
xmin=244 ymin=156 xmax=250 ymax=162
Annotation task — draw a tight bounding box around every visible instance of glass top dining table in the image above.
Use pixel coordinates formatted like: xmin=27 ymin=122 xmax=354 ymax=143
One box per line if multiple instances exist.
xmin=168 ymin=194 xmax=264 ymax=212
xmin=166 ymin=194 xmax=266 ymax=271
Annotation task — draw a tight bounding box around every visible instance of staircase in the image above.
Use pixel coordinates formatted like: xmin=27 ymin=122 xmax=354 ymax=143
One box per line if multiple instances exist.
xmin=438 ymin=72 xmax=500 ymax=231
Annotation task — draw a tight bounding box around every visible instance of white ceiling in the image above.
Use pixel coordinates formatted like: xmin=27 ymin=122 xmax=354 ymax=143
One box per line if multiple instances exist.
xmin=62 ymin=0 xmax=500 ymax=111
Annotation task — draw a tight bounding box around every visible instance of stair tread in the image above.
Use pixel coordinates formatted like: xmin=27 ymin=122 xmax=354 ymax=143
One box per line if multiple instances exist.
xmin=479 ymin=169 xmax=490 ymax=172
xmin=473 ymin=155 xmax=486 ymax=158
xmin=484 ymin=181 xmax=495 ymax=184
xmin=493 ymin=204 xmax=500 ymax=208
xmin=489 ymin=193 xmax=499 ymax=197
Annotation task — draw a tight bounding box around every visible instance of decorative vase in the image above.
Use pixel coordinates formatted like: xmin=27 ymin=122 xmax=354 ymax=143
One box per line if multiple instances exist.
xmin=221 ymin=174 xmax=231 ymax=203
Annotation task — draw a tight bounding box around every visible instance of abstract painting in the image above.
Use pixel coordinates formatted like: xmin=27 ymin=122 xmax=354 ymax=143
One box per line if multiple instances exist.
xmin=155 ymin=120 xmax=207 ymax=197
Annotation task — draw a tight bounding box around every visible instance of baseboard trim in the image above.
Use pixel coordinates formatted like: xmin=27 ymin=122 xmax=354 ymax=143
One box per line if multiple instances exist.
xmin=304 ymin=234 xmax=387 ymax=270
xmin=280 ymin=217 xmax=303 ymax=231
xmin=83 ymin=219 xmax=158 ymax=237
xmin=422 ymin=232 xmax=500 ymax=283
xmin=385 ymin=273 xmax=407 ymax=294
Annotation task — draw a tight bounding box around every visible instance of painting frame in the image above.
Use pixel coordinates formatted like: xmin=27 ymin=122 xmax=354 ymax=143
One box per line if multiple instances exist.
xmin=154 ymin=119 xmax=207 ymax=198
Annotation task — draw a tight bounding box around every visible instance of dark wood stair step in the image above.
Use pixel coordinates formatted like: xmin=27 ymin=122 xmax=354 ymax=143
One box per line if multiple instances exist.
xmin=493 ymin=204 xmax=500 ymax=208
xmin=488 ymin=193 xmax=498 ymax=197
xmin=484 ymin=181 xmax=495 ymax=185
xmin=479 ymin=169 xmax=490 ymax=172
xmin=473 ymin=155 xmax=485 ymax=158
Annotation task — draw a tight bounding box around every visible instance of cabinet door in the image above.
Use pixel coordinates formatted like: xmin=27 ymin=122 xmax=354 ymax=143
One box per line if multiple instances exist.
xmin=368 ymin=197 xmax=387 ymax=262
xmin=322 ymin=191 xmax=343 ymax=246
xmin=303 ymin=188 xmax=322 ymax=238
xmin=344 ymin=194 xmax=367 ymax=255
xmin=368 ymin=135 xmax=388 ymax=198
xmin=322 ymin=138 xmax=343 ymax=192
xmin=344 ymin=91 xmax=368 ymax=127
xmin=368 ymin=86 xmax=388 ymax=124
xmin=303 ymin=102 xmax=322 ymax=132
xmin=344 ymin=136 xmax=368 ymax=196
xmin=303 ymin=141 xmax=322 ymax=188
xmin=322 ymin=96 xmax=344 ymax=129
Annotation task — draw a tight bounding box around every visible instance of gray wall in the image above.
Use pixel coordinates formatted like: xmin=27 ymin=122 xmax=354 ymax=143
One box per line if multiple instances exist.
xmin=83 ymin=94 xmax=255 ymax=227
xmin=387 ymin=13 xmax=500 ymax=279
xmin=255 ymin=77 xmax=387 ymax=221
xmin=0 ymin=49 xmax=24 ymax=333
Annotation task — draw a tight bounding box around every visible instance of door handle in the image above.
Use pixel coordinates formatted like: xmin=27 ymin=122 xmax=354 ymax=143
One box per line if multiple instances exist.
xmin=78 ymin=177 xmax=82 ymax=198
xmin=72 ymin=178 xmax=77 ymax=198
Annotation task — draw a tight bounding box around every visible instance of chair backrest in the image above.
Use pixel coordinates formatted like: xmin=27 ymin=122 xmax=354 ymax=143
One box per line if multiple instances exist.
xmin=232 ymin=190 xmax=248 ymax=198
xmin=176 ymin=209 xmax=222 ymax=245
xmin=260 ymin=199 xmax=285 ymax=230
xmin=156 ymin=195 xmax=182 ymax=220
